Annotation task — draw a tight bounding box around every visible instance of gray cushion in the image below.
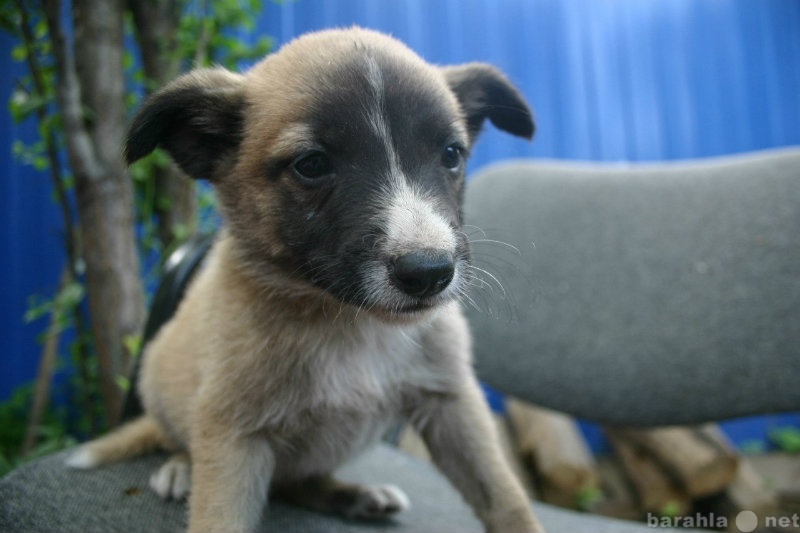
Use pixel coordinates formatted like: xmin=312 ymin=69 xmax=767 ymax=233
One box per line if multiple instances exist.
xmin=0 ymin=443 xmax=688 ymax=533
xmin=464 ymin=147 xmax=800 ymax=426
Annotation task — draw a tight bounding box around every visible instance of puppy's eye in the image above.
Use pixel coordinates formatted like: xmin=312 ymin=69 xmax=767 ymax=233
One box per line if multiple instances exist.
xmin=441 ymin=144 xmax=464 ymax=172
xmin=293 ymin=151 xmax=333 ymax=181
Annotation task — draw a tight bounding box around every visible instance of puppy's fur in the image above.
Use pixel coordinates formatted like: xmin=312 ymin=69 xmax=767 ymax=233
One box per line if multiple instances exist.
xmin=68 ymin=28 xmax=542 ymax=533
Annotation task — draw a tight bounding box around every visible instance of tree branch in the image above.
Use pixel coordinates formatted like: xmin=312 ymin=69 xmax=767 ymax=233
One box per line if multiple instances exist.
xmin=43 ymin=0 xmax=103 ymax=184
xmin=22 ymin=268 xmax=69 ymax=456
xmin=15 ymin=0 xmax=95 ymax=440
xmin=128 ymin=0 xmax=181 ymax=84
xmin=17 ymin=0 xmax=81 ymax=275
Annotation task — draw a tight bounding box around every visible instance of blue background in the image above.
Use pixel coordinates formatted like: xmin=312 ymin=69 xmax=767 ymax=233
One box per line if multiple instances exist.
xmin=2 ymin=0 xmax=799 ymax=446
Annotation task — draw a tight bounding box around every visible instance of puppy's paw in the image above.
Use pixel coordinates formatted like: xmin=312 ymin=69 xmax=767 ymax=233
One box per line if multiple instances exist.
xmin=149 ymin=453 xmax=191 ymax=500
xmin=64 ymin=446 xmax=99 ymax=469
xmin=347 ymin=484 xmax=410 ymax=520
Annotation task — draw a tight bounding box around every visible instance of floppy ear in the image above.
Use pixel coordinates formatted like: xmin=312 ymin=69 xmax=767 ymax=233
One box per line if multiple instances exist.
xmin=125 ymin=68 xmax=246 ymax=180
xmin=442 ymin=63 xmax=534 ymax=142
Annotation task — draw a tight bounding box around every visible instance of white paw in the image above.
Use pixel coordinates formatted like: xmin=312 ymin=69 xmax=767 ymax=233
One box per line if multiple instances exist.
xmin=149 ymin=455 xmax=191 ymax=500
xmin=350 ymin=484 xmax=410 ymax=519
xmin=64 ymin=446 xmax=99 ymax=469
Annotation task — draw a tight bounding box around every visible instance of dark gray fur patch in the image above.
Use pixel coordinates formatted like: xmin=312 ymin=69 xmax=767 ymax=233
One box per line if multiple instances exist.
xmin=268 ymin=53 xmax=471 ymax=310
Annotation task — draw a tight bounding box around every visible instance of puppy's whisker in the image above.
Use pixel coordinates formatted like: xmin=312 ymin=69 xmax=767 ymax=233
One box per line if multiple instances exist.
xmin=465 ymin=275 xmax=493 ymax=292
xmin=460 ymin=226 xmax=489 ymax=243
xmin=463 ymin=279 xmax=498 ymax=313
xmin=460 ymin=226 xmax=523 ymax=254
xmin=466 ymin=264 xmax=507 ymax=299
xmin=468 ymin=239 xmax=522 ymax=256
xmin=455 ymin=285 xmax=482 ymax=313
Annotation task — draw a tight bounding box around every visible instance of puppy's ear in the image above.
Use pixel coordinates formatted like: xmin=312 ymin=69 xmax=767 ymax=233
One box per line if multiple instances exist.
xmin=125 ymin=68 xmax=246 ymax=180
xmin=442 ymin=63 xmax=534 ymax=142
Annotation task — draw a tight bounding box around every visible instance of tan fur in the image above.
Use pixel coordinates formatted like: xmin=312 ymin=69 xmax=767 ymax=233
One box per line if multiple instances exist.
xmin=70 ymin=28 xmax=542 ymax=533
xmin=65 ymin=416 xmax=171 ymax=468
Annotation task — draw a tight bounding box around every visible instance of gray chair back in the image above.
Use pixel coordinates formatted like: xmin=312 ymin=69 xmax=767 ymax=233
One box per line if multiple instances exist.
xmin=463 ymin=148 xmax=800 ymax=426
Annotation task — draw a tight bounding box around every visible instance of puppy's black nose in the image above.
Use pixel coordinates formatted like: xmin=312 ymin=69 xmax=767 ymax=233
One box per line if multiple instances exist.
xmin=391 ymin=250 xmax=455 ymax=298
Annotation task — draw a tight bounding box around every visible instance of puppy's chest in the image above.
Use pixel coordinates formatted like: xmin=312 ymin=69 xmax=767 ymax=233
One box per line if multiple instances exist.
xmin=314 ymin=335 xmax=419 ymax=404
xmin=257 ymin=322 xmax=443 ymax=430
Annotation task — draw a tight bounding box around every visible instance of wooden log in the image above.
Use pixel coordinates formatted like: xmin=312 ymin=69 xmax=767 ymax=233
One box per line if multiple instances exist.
xmin=506 ymin=398 xmax=598 ymax=507
xmin=724 ymin=460 xmax=780 ymax=531
xmin=605 ymin=428 xmax=692 ymax=517
xmin=592 ymin=457 xmax=642 ymax=521
xmin=612 ymin=424 xmax=739 ymax=498
xmin=749 ymin=452 xmax=800 ymax=509
xmin=696 ymin=459 xmax=780 ymax=532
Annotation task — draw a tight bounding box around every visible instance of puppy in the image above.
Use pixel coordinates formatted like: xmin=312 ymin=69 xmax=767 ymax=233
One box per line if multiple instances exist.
xmin=67 ymin=27 xmax=542 ymax=533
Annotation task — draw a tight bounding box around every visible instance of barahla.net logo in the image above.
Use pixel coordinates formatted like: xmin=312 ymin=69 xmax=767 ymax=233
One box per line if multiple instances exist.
xmin=647 ymin=510 xmax=800 ymax=531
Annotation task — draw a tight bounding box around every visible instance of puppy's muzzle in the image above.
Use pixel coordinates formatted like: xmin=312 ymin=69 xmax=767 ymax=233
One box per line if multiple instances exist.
xmin=390 ymin=249 xmax=455 ymax=298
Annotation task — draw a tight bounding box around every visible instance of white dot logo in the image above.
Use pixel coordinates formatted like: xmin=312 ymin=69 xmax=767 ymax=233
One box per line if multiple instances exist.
xmin=736 ymin=510 xmax=758 ymax=532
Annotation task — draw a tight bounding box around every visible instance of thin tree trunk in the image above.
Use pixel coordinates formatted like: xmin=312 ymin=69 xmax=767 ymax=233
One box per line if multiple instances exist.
xmin=129 ymin=0 xmax=196 ymax=247
xmin=45 ymin=0 xmax=145 ymax=426
xmin=22 ymin=268 xmax=69 ymax=456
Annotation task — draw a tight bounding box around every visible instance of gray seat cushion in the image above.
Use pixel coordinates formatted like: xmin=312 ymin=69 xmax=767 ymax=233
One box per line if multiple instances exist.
xmin=0 ymin=443 xmax=687 ymax=533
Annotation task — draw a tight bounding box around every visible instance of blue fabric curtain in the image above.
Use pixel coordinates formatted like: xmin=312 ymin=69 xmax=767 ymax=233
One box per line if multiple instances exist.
xmin=1 ymin=0 xmax=798 ymax=406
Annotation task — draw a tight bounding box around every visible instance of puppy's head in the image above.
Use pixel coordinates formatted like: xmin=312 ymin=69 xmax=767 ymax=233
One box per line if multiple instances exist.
xmin=127 ymin=28 xmax=533 ymax=320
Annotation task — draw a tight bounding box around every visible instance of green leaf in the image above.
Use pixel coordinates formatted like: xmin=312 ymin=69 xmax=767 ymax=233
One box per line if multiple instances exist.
xmin=123 ymin=334 xmax=142 ymax=358
xmin=659 ymin=500 xmax=682 ymax=519
xmin=575 ymin=486 xmax=604 ymax=511
xmin=11 ymin=139 xmax=26 ymax=158
xmin=24 ymin=296 xmax=53 ymax=323
xmin=156 ymin=193 xmax=172 ymax=211
xmin=769 ymin=427 xmax=800 ymax=453
xmin=11 ymin=44 xmax=27 ymax=62
xmin=34 ymin=18 xmax=47 ymax=40
xmin=172 ymin=223 xmax=190 ymax=243
xmin=9 ymin=89 xmax=47 ymax=123
xmin=115 ymin=374 xmax=130 ymax=393
xmin=33 ymin=155 xmax=49 ymax=171
xmin=122 ymin=50 xmax=135 ymax=71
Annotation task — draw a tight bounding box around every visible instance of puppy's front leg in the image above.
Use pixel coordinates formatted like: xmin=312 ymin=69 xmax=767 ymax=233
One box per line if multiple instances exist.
xmin=412 ymin=377 xmax=543 ymax=533
xmin=187 ymin=416 xmax=275 ymax=533
xmin=412 ymin=310 xmax=543 ymax=533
